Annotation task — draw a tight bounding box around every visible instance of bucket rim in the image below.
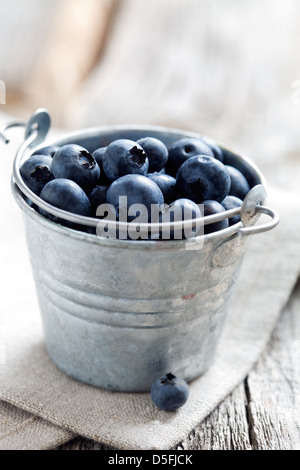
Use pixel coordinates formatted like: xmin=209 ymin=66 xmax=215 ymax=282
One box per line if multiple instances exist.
xmin=12 ymin=123 xmax=267 ymax=248
xmin=12 ymin=181 xmax=244 ymax=251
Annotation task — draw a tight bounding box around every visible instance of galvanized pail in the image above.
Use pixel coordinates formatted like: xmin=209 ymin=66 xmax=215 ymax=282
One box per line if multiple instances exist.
xmin=5 ymin=110 xmax=279 ymax=392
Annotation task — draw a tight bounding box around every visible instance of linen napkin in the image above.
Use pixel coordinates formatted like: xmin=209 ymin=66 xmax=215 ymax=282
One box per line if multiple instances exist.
xmin=0 ymin=400 xmax=73 ymax=451
xmin=0 ymin=117 xmax=299 ymax=450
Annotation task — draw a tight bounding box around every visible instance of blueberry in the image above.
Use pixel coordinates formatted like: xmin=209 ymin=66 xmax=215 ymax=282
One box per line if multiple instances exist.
xmin=137 ymin=137 xmax=168 ymax=173
xmin=203 ymin=200 xmax=229 ymax=234
xmin=20 ymin=155 xmax=54 ymax=195
xmin=102 ymin=140 xmax=149 ymax=182
xmin=52 ymin=144 xmax=100 ymax=191
xmin=39 ymin=179 xmax=91 ymax=225
xmin=92 ymin=146 xmax=106 ymax=166
xmin=226 ymin=165 xmax=250 ymax=200
xmin=92 ymin=147 xmax=111 ymax=185
xmin=32 ymin=145 xmax=59 ymax=158
xmin=107 ymin=174 xmax=164 ymax=224
xmin=221 ymin=195 xmax=243 ymax=226
xmin=160 ymin=198 xmax=203 ymax=240
xmin=88 ymin=185 xmax=109 ymax=217
xmin=166 ymin=138 xmax=214 ymax=177
xmin=147 ymin=173 xmax=177 ymax=204
xmin=222 ymin=147 xmax=258 ymax=189
xmin=176 ymin=155 xmax=231 ymax=203
xmin=151 ymin=373 xmax=189 ymax=412
xmin=201 ymin=137 xmax=224 ymax=163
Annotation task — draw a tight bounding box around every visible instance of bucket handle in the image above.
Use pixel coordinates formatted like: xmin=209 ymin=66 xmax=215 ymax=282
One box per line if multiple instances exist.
xmin=238 ymin=184 xmax=279 ymax=236
xmin=238 ymin=205 xmax=279 ymax=235
xmin=0 ymin=108 xmax=50 ymax=147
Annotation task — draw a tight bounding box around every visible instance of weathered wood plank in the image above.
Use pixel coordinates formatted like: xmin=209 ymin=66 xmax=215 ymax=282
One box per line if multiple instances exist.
xmin=175 ymin=383 xmax=251 ymax=451
xmin=245 ymin=281 xmax=300 ymax=450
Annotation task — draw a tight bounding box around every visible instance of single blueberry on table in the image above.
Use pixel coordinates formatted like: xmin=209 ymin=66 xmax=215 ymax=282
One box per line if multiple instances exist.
xmin=39 ymin=179 xmax=91 ymax=226
xmin=52 ymin=144 xmax=100 ymax=191
xmin=176 ymin=155 xmax=231 ymax=203
xmin=203 ymin=200 xmax=229 ymax=234
xmin=92 ymin=147 xmax=111 ymax=185
xmin=32 ymin=145 xmax=60 ymax=158
xmin=151 ymin=372 xmax=190 ymax=412
xmin=88 ymin=185 xmax=109 ymax=217
xmin=106 ymin=174 xmax=164 ymax=223
xmin=20 ymin=155 xmax=54 ymax=195
xmin=221 ymin=195 xmax=243 ymax=226
xmin=102 ymin=140 xmax=149 ymax=182
xmin=166 ymin=138 xmax=214 ymax=177
xmin=226 ymin=165 xmax=250 ymax=200
xmin=147 ymin=173 xmax=177 ymax=205
xmin=160 ymin=198 xmax=203 ymax=240
xmin=137 ymin=137 xmax=168 ymax=173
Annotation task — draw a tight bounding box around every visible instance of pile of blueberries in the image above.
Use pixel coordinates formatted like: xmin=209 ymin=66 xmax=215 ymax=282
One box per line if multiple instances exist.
xmin=20 ymin=135 xmax=251 ymax=239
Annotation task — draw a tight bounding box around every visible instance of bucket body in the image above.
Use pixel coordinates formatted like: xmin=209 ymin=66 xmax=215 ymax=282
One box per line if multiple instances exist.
xmin=12 ymin=125 xmax=264 ymax=392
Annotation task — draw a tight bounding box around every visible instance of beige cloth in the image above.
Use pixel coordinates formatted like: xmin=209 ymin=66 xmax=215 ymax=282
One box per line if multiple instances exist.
xmin=0 ymin=118 xmax=299 ymax=450
xmin=0 ymin=400 xmax=73 ymax=451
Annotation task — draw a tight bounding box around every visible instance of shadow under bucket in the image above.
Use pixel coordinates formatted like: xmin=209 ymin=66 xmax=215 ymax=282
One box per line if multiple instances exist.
xmin=9 ymin=110 xmax=279 ymax=392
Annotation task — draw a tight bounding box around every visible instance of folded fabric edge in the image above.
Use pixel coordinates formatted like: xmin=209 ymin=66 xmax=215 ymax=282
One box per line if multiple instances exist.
xmin=0 ymin=399 xmax=76 ymax=451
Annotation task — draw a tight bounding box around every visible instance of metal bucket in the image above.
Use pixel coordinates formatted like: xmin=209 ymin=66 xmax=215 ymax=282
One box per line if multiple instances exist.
xmin=5 ymin=110 xmax=279 ymax=392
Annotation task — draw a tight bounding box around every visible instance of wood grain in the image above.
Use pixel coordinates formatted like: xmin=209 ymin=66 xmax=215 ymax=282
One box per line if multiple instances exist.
xmin=176 ymin=384 xmax=252 ymax=451
xmin=245 ymin=282 xmax=300 ymax=450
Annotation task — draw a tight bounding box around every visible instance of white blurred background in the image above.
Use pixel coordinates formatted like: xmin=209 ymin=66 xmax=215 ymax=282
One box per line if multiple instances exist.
xmin=0 ymin=0 xmax=300 ymax=192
